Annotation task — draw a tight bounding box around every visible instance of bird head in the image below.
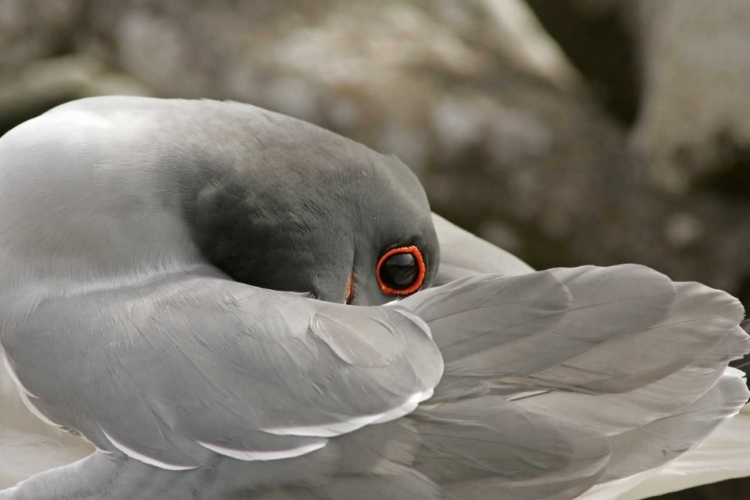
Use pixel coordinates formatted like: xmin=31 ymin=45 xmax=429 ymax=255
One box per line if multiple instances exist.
xmin=177 ymin=105 xmax=439 ymax=306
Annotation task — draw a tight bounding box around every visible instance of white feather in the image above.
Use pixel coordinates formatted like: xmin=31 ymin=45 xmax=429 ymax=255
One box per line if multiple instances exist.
xmin=577 ymin=369 xmax=750 ymax=499
xmin=0 ymin=353 xmax=92 ymax=489
xmin=265 ymin=389 xmax=434 ymax=438
xmin=196 ymin=440 xmax=327 ymax=462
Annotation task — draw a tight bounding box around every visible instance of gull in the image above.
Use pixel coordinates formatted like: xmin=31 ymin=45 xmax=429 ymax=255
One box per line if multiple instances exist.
xmin=0 ymin=97 xmax=748 ymax=499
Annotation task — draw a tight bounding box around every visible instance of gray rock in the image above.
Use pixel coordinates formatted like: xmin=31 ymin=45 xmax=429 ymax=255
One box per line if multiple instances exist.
xmin=0 ymin=0 xmax=83 ymax=68
xmin=631 ymin=0 xmax=750 ymax=193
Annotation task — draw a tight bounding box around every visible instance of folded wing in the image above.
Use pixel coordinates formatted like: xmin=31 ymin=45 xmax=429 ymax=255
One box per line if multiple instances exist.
xmin=401 ymin=264 xmax=750 ymax=499
xmin=1 ymin=266 xmax=442 ymax=472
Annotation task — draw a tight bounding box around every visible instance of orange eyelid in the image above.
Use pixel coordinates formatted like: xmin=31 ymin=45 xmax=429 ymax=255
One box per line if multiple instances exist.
xmin=376 ymin=245 xmax=426 ymax=296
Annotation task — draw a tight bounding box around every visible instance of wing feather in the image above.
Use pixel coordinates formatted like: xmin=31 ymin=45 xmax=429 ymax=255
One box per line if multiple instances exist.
xmin=1 ymin=269 xmax=443 ymax=470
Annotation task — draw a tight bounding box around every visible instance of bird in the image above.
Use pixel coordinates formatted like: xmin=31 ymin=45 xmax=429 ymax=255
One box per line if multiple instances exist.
xmin=0 ymin=96 xmax=748 ymax=500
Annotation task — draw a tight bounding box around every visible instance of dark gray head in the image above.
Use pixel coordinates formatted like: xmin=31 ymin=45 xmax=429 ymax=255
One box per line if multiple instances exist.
xmin=176 ymin=103 xmax=438 ymax=305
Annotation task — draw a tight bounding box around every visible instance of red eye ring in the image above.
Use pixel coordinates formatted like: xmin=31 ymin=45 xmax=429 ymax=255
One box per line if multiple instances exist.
xmin=376 ymin=245 xmax=426 ymax=296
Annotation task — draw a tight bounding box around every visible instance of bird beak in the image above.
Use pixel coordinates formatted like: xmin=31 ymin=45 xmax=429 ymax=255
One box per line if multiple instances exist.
xmin=345 ymin=272 xmax=355 ymax=305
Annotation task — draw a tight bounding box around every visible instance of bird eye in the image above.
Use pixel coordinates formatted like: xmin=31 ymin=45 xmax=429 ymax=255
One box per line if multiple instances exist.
xmin=376 ymin=245 xmax=425 ymax=296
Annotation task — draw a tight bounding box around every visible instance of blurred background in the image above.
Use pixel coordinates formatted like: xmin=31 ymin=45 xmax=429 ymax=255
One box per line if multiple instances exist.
xmin=1 ymin=0 xmax=748 ymax=497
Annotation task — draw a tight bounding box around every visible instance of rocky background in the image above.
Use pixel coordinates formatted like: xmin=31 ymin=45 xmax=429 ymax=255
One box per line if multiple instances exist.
xmin=1 ymin=1 xmax=749 ymax=498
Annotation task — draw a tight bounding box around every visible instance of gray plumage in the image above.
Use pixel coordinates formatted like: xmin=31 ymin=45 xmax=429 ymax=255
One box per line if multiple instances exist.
xmin=0 ymin=97 xmax=748 ymax=500
xmin=0 ymin=96 xmax=438 ymax=305
xmin=4 ymin=271 xmax=441 ymax=468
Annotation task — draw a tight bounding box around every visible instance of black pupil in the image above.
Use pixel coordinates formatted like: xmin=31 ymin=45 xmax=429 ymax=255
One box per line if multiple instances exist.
xmin=380 ymin=252 xmax=418 ymax=289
